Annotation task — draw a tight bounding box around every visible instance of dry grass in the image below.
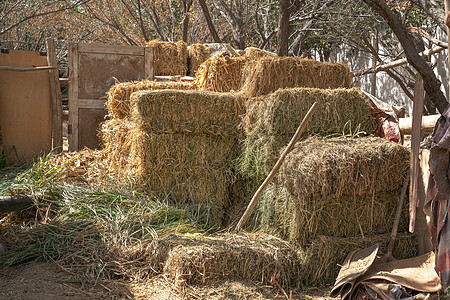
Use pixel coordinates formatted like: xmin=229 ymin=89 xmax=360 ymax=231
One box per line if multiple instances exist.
xmin=106 ymin=80 xmax=195 ymax=119
xmin=146 ymin=40 xmax=188 ymax=76
xmin=130 ymin=89 xmax=245 ymax=135
xmin=188 ymin=43 xmax=212 ymax=76
xmin=241 ymin=57 xmax=351 ymax=97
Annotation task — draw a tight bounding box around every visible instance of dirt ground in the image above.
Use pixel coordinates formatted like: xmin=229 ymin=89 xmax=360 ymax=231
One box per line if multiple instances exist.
xmin=0 ymin=262 xmax=336 ymax=300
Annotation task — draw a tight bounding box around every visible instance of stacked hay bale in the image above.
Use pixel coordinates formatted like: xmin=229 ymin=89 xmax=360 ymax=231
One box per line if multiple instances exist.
xmin=188 ymin=43 xmax=212 ymax=76
xmin=239 ymin=88 xmax=377 ymax=182
xmin=146 ymin=40 xmax=188 ymax=76
xmin=102 ymin=89 xmax=244 ymax=225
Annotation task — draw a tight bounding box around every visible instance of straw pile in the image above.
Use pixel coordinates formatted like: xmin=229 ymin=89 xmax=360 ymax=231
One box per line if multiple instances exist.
xmin=160 ymin=233 xmax=303 ymax=289
xmin=106 ymin=80 xmax=195 ymax=119
xmin=257 ymin=136 xmax=410 ymax=246
xmin=241 ymin=57 xmax=351 ymax=97
xmin=302 ymin=233 xmax=417 ymax=286
xmin=194 ymin=52 xmax=248 ymax=92
xmin=188 ymin=43 xmax=212 ymax=76
xmin=146 ymin=40 xmax=188 ymax=76
xmin=239 ymin=88 xmax=377 ymax=182
xmin=101 ymin=90 xmax=244 ymax=221
xmin=243 ymin=47 xmax=277 ymax=60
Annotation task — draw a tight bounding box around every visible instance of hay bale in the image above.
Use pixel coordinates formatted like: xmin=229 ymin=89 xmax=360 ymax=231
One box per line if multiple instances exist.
xmin=301 ymin=234 xmax=417 ymax=286
xmin=188 ymin=43 xmax=212 ymax=76
xmin=106 ymin=80 xmax=195 ymax=119
xmin=194 ymin=52 xmax=247 ymax=92
xmin=146 ymin=40 xmax=188 ymax=76
xmin=257 ymin=137 xmax=410 ymax=246
xmin=238 ymin=88 xmax=377 ymax=182
xmin=131 ymin=89 xmax=245 ymax=135
xmin=243 ymin=47 xmax=277 ymax=60
xmin=241 ymin=57 xmax=351 ymax=97
xmin=161 ymin=233 xmax=303 ymax=288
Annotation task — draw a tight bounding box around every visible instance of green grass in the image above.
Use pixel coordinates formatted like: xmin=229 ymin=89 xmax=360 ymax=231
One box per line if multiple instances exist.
xmin=0 ymin=153 xmax=216 ymax=282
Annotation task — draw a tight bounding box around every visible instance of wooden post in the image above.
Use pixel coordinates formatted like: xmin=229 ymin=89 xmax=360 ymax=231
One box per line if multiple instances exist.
xmin=46 ymin=38 xmax=63 ymax=152
xmin=409 ymin=75 xmax=425 ymax=233
xmin=234 ymin=102 xmax=319 ymax=232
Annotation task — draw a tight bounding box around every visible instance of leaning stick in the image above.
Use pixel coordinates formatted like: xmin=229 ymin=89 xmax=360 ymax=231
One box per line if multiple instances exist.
xmin=234 ymin=102 xmax=319 ymax=232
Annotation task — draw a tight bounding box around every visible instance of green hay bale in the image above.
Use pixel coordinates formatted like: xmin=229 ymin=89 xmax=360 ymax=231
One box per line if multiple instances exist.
xmin=246 ymin=88 xmax=376 ymax=136
xmin=131 ymin=89 xmax=245 ymax=136
xmin=161 ymin=233 xmax=303 ymax=289
xmin=146 ymin=40 xmax=188 ymax=76
xmin=259 ymin=185 xmax=409 ymax=246
xmin=106 ymin=80 xmax=195 ymax=119
xmin=188 ymin=43 xmax=212 ymax=76
xmin=241 ymin=57 xmax=351 ymax=97
xmin=301 ymin=233 xmax=417 ymax=286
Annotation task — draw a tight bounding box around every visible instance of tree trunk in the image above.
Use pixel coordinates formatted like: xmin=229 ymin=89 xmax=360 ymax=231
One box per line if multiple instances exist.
xmin=277 ymin=0 xmax=290 ymax=56
xmin=362 ymin=0 xmax=449 ymax=114
xmin=198 ymin=0 xmax=221 ymax=43
xmin=182 ymin=0 xmax=193 ymax=43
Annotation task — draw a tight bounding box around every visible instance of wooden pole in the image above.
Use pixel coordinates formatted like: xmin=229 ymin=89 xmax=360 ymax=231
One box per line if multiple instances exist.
xmin=0 ymin=66 xmax=57 ymax=71
xmin=234 ymin=102 xmax=319 ymax=232
xmin=46 ymin=38 xmax=63 ymax=152
xmin=445 ymin=1 xmax=450 ymax=97
xmin=0 ymin=194 xmax=35 ymax=213
xmin=398 ymin=114 xmax=441 ymax=135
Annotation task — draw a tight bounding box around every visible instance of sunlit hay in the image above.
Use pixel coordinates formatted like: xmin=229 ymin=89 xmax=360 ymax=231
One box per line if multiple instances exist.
xmin=243 ymin=47 xmax=277 ymax=60
xmin=136 ymin=132 xmax=238 ymax=209
xmin=100 ymin=119 xmax=141 ymax=178
xmin=194 ymin=52 xmax=248 ymax=92
xmin=160 ymin=233 xmax=304 ymax=289
xmin=188 ymin=43 xmax=212 ymax=76
xmin=47 ymin=148 xmax=111 ymax=184
xmin=106 ymin=80 xmax=195 ymax=119
xmin=130 ymin=89 xmax=245 ymax=136
xmin=301 ymin=233 xmax=417 ymax=286
xmin=241 ymin=57 xmax=351 ymax=97
xmin=238 ymin=88 xmax=377 ymax=182
xmin=146 ymin=40 xmax=188 ymax=76
xmin=257 ymin=137 xmax=410 ymax=246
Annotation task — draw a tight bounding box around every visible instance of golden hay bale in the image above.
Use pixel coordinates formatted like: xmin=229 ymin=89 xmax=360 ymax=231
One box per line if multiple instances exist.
xmin=194 ymin=53 xmax=247 ymax=92
xmin=238 ymin=88 xmax=377 ymax=182
xmin=188 ymin=43 xmax=212 ymax=76
xmin=243 ymin=47 xmax=277 ymax=60
xmin=146 ymin=40 xmax=188 ymax=76
xmin=161 ymin=233 xmax=303 ymax=289
xmin=301 ymin=234 xmax=417 ymax=286
xmin=106 ymin=80 xmax=195 ymax=119
xmin=131 ymin=89 xmax=245 ymax=135
xmin=257 ymin=137 xmax=410 ymax=246
xmin=241 ymin=57 xmax=351 ymax=97
xmin=136 ymin=133 xmax=238 ymax=208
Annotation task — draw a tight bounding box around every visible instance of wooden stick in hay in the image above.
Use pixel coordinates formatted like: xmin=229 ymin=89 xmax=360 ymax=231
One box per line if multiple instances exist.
xmin=235 ymin=102 xmax=319 ymax=232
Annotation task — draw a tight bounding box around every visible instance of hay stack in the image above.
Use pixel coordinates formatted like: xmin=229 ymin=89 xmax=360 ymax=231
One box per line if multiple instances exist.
xmin=101 ymin=90 xmax=243 ymax=218
xmin=243 ymin=47 xmax=277 ymax=60
xmin=239 ymin=88 xmax=377 ymax=182
xmin=146 ymin=40 xmax=188 ymax=76
xmin=302 ymin=233 xmax=417 ymax=286
xmin=241 ymin=57 xmax=351 ymax=97
xmin=107 ymin=80 xmax=195 ymax=119
xmin=257 ymin=136 xmax=410 ymax=246
xmin=188 ymin=43 xmax=212 ymax=76
xmin=161 ymin=233 xmax=303 ymax=288
xmin=194 ymin=52 xmax=247 ymax=92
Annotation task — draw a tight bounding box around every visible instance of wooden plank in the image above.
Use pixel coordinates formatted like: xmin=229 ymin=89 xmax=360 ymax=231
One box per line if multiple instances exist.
xmin=78 ymin=108 xmax=107 ymax=150
xmin=46 ymin=38 xmax=63 ymax=152
xmin=78 ymin=99 xmax=107 ymax=109
xmin=68 ymin=43 xmax=79 ymax=152
xmin=0 ymin=66 xmax=56 ymax=71
xmin=144 ymin=47 xmax=155 ymax=80
xmin=78 ymin=43 xmax=144 ymax=56
xmin=409 ymin=75 xmax=425 ymax=233
xmin=0 ymin=50 xmax=52 ymax=164
xmin=399 ymin=114 xmax=440 ymax=135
